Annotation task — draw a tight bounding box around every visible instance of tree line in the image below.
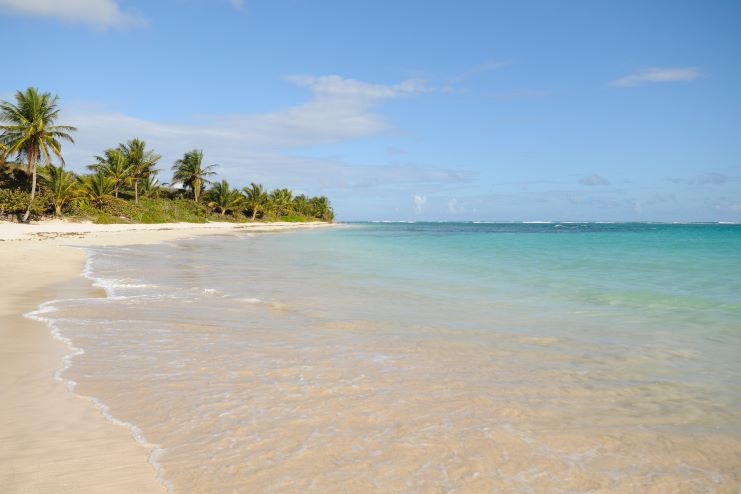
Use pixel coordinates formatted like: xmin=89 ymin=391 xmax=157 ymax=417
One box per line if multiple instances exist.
xmin=0 ymin=88 xmax=334 ymax=223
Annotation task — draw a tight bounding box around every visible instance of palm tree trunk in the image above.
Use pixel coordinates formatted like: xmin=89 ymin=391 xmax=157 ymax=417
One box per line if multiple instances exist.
xmin=114 ymin=186 xmax=119 ymax=198
xmin=21 ymin=152 xmax=37 ymax=223
xmin=194 ymin=178 xmax=200 ymax=204
xmin=251 ymin=209 xmax=257 ymax=221
xmin=55 ymin=204 xmax=62 ymax=217
xmin=134 ymin=181 xmax=139 ymax=204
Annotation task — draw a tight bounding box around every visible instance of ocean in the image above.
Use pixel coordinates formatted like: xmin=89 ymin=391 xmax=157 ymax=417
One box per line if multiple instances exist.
xmin=32 ymin=222 xmax=741 ymax=492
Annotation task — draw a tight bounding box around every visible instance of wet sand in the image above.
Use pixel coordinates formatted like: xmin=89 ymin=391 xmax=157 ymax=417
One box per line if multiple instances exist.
xmin=0 ymin=221 xmax=332 ymax=493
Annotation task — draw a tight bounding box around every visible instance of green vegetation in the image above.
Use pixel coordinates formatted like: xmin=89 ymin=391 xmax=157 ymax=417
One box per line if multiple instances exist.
xmin=172 ymin=149 xmax=217 ymax=204
xmin=0 ymin=88 xmax=76 ymax=222
xmin=0 ymin=87 xmax=334 ymax=223
xmin=242 ymin=182 xmax=268 ymax=221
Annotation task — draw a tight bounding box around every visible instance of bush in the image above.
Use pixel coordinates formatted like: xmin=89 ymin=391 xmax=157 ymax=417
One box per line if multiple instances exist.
xmin=70 ymin=196 xmax=139 ymax=224
xmin=0 ymin=166 xmax=32 ymax=190
xmin=70 ymin=197 xmax=222 ymax=224
xmin=71 ymin=205 xmax=133 ymax=224
xmin=136 ymin=198 xmax=208 ymax=223
xmin=279 ymin=213 xmax=316 ymax=222
xmin=97 ymin=196 xmax=141 ymax=218
xmin=0 ymin=188 xmax=48 ymax=220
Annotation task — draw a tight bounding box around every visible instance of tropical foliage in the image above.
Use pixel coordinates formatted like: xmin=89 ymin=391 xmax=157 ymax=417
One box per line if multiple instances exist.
xmin=41 ymin=164 xmax=78 ymax=216
xmin=89 ymin=148 xmax=130 ymax=198
xmin=0 ymin=88 xmax=76 ymax=222
xmin=118 ymin=138 xmax=160 ymax=204
xmin=172 ymin=149 xmax=217 ymax=204
xmin=78 ymin=172 xmax=116 ymax=207
xmin=0 ymin=87 xmax=334 ymax=223
xmin=242 ymin=182 xmax=268 ymax=221
xmin=206 ymin=180 xmax=243 ymax=216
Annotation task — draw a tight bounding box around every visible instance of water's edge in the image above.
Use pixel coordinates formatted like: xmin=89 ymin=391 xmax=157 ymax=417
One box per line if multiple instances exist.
xmin=24 ymin=247 xmax=174 ymax=493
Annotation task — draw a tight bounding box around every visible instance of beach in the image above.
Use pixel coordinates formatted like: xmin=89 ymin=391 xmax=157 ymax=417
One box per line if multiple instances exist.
xmin=0 ymin=220 xmax=332 ymax=493
xmin=2 ymin=221 xmax=740 ymax=492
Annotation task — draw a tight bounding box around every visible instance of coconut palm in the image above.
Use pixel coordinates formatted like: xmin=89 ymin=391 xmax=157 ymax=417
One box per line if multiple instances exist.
xmin=0 ymin=143 xmax=7 ymax=166
xmin=268 ymin=188 xmax=292 ymax=217
xmin=139 ymin=175 xmax=162 ymax=199
xmin=118 ymin=138 xmax=160 ymax=204
xmin=88 ymin=148 xmax=130 ymax=198
xmin=242 ymin=182 xmax=268 ymax=221
xmin=0 ymin=88 xmax=76 ymax=222
xmin=41 ymin=164 xmax=78 ymax=217
xmin=309 ymin=195 xmax=333 ymax=221
xmin=292 ymin=194 xmax=309 ymax=215
xmin=172 ymin=149 xmax=217 ymax=204
xmin=78 ymin=172 xmax=115 ymax=207
xmin=206 ymin=180 xmax=243 ymax=216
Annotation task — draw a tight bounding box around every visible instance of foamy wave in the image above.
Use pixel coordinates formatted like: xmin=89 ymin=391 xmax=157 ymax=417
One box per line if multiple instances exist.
xmin=235 ymin=296 xmax=290 ymax=312
xmin=25 ymin=300 xmax=84 ymax=391
xmin=81 ymin=248 xmax=159 ymax=297
xmin=26 ymin=249 xmax=174 ymax=493
xmin=91 ymin=396 xmax=173 ymax=492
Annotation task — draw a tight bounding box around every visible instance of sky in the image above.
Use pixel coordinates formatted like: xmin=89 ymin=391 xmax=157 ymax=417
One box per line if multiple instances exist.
xmin=0 ymin=0 xmax=739 ymax=221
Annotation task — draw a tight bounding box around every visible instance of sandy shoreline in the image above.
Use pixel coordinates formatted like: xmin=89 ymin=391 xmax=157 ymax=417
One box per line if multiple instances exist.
xmin=0 ymin=220 xmax=333 ymax=493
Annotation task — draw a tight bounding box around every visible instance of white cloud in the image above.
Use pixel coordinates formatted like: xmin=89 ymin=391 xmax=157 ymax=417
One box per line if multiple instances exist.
xmin=413 ymin=195 xmax=427 ymax=214
xmin=691 ymin=172 xmax=730 ymax=185
xmin=714 ymin=199 xmax=741 ymax=213
xmin=610 ymin=67 xmax=700 ymax=88
xmin=447 ymin=198 xmax=464 ymax=213
xmin=48 ymin=75 xmax=459 ymax=194
xmin=0 ymin=0 xmax=146 ymax=29
xmin=578 ymin=174 xmax=610 ymax=186
xmin=229 ymin=0 xmax=245 ymax=9
xmin=668 ymin=172 xmax=734 ymax=185
xmin=448 ymin=59 xmax=511 ymax=85
xmin=63 ymin=75 xmax=426 ymax=159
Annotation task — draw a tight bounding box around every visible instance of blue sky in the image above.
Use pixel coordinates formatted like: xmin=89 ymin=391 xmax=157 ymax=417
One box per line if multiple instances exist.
xmin=1 ymin=0 xmax=739 ymax=221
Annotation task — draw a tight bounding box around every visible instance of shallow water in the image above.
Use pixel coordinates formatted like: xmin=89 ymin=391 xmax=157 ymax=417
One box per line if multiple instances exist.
xmin=37 ymin=223 xmax=741 ymax=492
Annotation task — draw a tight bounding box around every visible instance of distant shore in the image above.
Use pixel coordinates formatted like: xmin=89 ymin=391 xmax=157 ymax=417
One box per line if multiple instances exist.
xmin=0 ymin=220 xmax=332 ymax=493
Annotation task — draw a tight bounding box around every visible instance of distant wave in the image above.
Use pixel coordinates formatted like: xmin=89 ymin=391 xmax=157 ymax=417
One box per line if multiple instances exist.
xmin=369 ymin=220 xmax=418 ymax=223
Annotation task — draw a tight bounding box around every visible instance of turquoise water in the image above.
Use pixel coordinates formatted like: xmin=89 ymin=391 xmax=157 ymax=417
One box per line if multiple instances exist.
xmin=37 ymin=222 xmax=741 ymax=492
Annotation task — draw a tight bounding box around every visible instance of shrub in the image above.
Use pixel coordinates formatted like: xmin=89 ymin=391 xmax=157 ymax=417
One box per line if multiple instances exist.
xmin=279 ymin=213 xmax=316 ymax=222
xmin=70 ymin=196 xmax=139 ymax=223
xmin=136 ymin=198 xmax=208 ymax=223
xmin=0 ymin=188 xmax=48 ymax=220
xmin=97 ymin=195 xmax=142 ymax=219
xmin=0 ymin=166 xmax=32 ymax=190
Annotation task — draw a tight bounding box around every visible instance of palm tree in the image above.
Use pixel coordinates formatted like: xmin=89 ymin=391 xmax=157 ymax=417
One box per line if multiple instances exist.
xmin=41 ymin=164 xmax=78 ymax=217
xmin=0 ymin=88 xmax=76 ymax=222
xmin=88 ymin=148 xmax=130 ymax=198
xmin=242 ymin=182 xmax=268 ymax=221
xmin=118 ymin=138 xmax=160 ymax=204
xmin=78 ymin=172 xmax=115 ymax=207
xmin=139 ymin=175 xmax=162 ymax=199
xmin=309 ymin=195 xmax=333 ymax=221
xmin=206 ymin=180 xmax=242 ymax=216
xmin=268 ymin=188 xmax=293 ymax=217
xmin=0 ymin=143 xmax=7 ymax=167
xmin=172 ymin=149 xmax=217 ymax=204
xmin=292 ymin=194 xmax=309 ymax=215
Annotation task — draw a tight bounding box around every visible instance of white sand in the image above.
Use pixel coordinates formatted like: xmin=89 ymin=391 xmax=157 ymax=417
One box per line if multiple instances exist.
xmin=0 ymin=220 xmax=333 ymax=493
